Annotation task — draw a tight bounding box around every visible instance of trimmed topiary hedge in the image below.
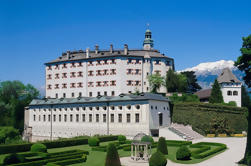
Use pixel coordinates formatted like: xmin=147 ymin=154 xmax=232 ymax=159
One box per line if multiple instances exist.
xmin=149 ymin=151 xmax=167 ymax=166
xmin=172 ymin=102 xmax=248 ymax=135
xmin=92 ymin=146 xmax=107 ymax=152
xmin=118 ymin=135 xmax=126 ymax=144
xmin=0 ymin=135 xmax=118 ymax=154
xmin=88 ymin=137 xmax=100 ymax=147
xmin=176 ymin=146 xmax=191 ymax=160
xmin=157 ymin=137 xmax=168 ymax=154
xmin=3 ymin=153 xmax=22 ymax=165
xmin=105 ymin=143 xmax=121 ymax=166
xmin=30 ymin=143 xmax=47 ymax=153
xmin=166 ymin=140 xmax=192 ymax=147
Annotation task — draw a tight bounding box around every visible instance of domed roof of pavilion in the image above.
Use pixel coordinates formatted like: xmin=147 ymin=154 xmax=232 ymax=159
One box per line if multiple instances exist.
xmin=132 ymin=133 xmax=153 ymax=144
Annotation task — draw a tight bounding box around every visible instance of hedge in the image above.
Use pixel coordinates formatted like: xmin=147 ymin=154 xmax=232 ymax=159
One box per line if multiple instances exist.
xmin=0 ymin=135 xmax=118 ymax=155
xmin=92 ymin=146 xmax=107 ymax=152
xmin=46 ymin=150 xmax=89 ymax=159
xmin=172 ymin=102 xmax=248 ymax=135
xmin=165 ymin=140 xmax=192 ymax=147
xmin=49 ymin=154 xmax=87 ymax=166
xmin=189 ymin=142 xmax=227 ymax=159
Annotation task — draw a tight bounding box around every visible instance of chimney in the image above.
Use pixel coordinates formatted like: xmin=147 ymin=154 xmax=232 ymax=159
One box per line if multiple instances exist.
xmin=110 ymin=44 xmax=113 ymax=53
xmin=66 ymin=51 xmax=70 ymax=59
xmin=95 ymin=45 xmax=99 ymax=54
xmin=86 ymin=48 xmax=90 ymax=58
xmin=124 ymin=44 xmax=128 ymax=55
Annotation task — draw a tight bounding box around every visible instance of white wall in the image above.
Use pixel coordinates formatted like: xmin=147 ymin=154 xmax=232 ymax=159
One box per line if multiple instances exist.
xmin=221 ymin=83 xmax=242 ymax=107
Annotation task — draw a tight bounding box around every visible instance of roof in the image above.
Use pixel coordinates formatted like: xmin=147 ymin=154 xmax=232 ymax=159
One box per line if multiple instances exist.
xmin=217 ymin=68 xmax=241 ymax=83
xmin=45 ymin=49 xmax=173 ymax=65
xmin=194 ymin=89 xmax=212 ymax=99
xmin=29 ymin=93 xmax=170 ymax=106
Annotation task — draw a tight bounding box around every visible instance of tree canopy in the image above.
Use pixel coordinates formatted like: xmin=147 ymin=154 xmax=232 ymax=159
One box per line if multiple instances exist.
xmin=235 ymin=35 xmax=251 ymax=88
xmin=209 ymin=79 xmax=223 ymax=104
xmin=0 ymin=81 xmax=39 ymax=132
xmin=147 ymin=74 xmax=165 ymax=93
xmin=181 ymin=71 xmax=202 ymax=93
xmin=165 ymin=69 xmax=188 ymax=93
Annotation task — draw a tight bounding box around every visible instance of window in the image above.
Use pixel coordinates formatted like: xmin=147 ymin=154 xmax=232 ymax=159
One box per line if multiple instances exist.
xmin=127 ymin=105 xmax=131 ymax=110
xmin=89 ymin=107 xmax=93 ymax=111
xmin=110 ymin=106 xmax=115 ymax=110
xmin=70 ymin=83 xmax=76 ymax=88
xmin=82 ymin=107 xmax=86 ymax=111
xmin=155 ymin=106 xmax=158 ymax=109
xmin=62 ymin=63 xmax=67 ymax=68
xmin=111 ymin=114 xmax=114 ymax=123
xmin=89 ymin=92 xmax=92 ymax=97
xmin=233 ymin=91 xmax=238 ymax=96
xmin=47 ymin=85 xmax=52 ymax=90
xmin=97 ymin=92 xmax=101 ymax=96
xmin=155 ymin=60 xmax=160 ymax=65
xmin=136 ymin=105 xmax=140 ymax=109
xmin=97 ymin=70 xmax=101 ymax=76
xmin=55 ymin=84 xmax=59 ymax=89
xmin=55 ymin=93 xmax=58 ymax=98
xmin=88 ymin=82 xmax=94 ymax=87
xmin=111 ymin=59 xmax=116 ymax=64
xmin=78 ymin=62 xmax=83 ymax=67
xmin=71 ymin=62 xmax=76 ymax=68
xmin=111 ymin=69 xmax=116 ymax=75
xmin=55 ymin=73 xmax=60 ymax=79
xmin=59 ymin=115 xmax=61 ymax=122
xmin=89 ymin=114 xmax=92 ymax=122
xmin=103 ymin=81 xmax=109 ymax=86
xmin=103 ymin=106 xmax=107 ymax=110
xmin=48 ymin=115 xmax=51 ymax=122
xmin=126 ymin=114 xmax=131 ymax=123
xmin=110 ymin=80 xmax=116 ymax=86
xmin=64 ymin=115 xmax=67 ymax=122
xmin=104 ymin=69 xmax=108 ymax=75
xmin=135 ymin=69 xmax=140 ymax=74
xmin=70 ymin=72 xmax=76 ymax=78
xmin=88 ymin=61 xmax=93 ymax=66
xmin=96 ymin=81 xmax=101 ymax=87
xmin=43 ymin=115 xmax=46 ymax=122
xmin=82 ymin=114 xmax=85 ymax=122
xmin=96 ymin=106 xmax=99 ymax=111
xmin=127 ymin=80 xmax=132 ymax=86
xmin=127 ymin=59 xmax=132 ymax=64
xmin=135 ymin=113 xmax=139 ymax=123
xmin=33 ymin=115 xmax=36 ymax=121
xmin=78 ymin=72 xmax=83 ymax=77
xmin=103 ymin=114 xmax=107 ymax=122
xmin=111 ymin=91 xmax=115 ymax=96
xmin=104 ymin=60 xmax=108 ymax=64
xmin=135 ymin=81 xmax=140 ymax=86
xmin=62 ymin=83 xmax=67 ymax=89
xmin=96 ymin=114 xmax=99 ymax=122
xmin=72 ymin=93 xmax=75 ymax=97
xmin=47 ymin=74 xmax=52 ymax=80
xmin=88 ymin=71 xmax=94 ymax=76
xmin=70 ymin=114 xmax=73 ymax=122
xmin=227 ymin=91 xmax=232 ymax=96
xmin=118 ymin=114 xmax=122 ymax=123
xmin=104 ymin=91 xmax=107 ymax=96
xmin=76 ymin=114 xmax=79 ymax=122
xmin=127 ymin=69 xmax=132 ymax=74
xmin=119 ymin=106 xmax=122 ymax=110
xmin=53 ymin=115 xmax=56 ymax=122
xmin=39 ymin=115 xmax=41 ymax=121
xmin=63 ymin=93 xmax=66 ymax=98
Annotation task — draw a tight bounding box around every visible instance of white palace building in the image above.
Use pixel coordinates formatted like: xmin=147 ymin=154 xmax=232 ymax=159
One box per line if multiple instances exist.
xmin=23 ymin=29 xmax=173 ymax=142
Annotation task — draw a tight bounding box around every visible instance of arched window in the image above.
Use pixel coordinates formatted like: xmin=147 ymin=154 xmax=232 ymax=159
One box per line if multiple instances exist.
xmin=233 ymin=91 xmax=238 ymax=96
xmin=227 ymin=91 xmax=232 ymax=96
xmin=127 ymin=105 xmax=131 ymax=110
xmin=136 ymin=105 xmax=140 ymax=110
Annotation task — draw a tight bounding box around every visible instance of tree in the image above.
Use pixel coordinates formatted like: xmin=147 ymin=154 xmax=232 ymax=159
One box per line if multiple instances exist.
xmin=147 ymin=74 xmax=165 ymax=93
xmin=181 ymin=71 xmax=202 ymax=93
xmin=235 ymin=35 xmax=251 ymax=88
xmin=242 ymin=86 xmax=251 ymax=108
xmin=105 ymin=143 xmax=121 ymax=166
xmin=165 ymin=69 xmax=188 ymax=93
xmin=0 ymin=81 xmax=39 ymax=132
xmin=157 ymin=137 xmax=168 ymax=154
xmin=149 ymin=151 xmax=167 ymax=166
xmin=209 ymin=79 xmax=223 ymax=104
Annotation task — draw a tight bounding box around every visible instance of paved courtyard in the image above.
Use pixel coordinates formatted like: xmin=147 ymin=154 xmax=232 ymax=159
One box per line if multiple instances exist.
xmin=120 ymin=137 xmax=246 ymax=166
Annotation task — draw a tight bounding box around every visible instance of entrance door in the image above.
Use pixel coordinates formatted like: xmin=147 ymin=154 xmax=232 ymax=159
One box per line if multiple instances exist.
xmin=159 ymin=113 xmax=163 ymax=126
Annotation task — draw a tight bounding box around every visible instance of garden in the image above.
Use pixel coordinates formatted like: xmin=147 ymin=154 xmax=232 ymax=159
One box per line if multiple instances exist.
xmin=0 ymin=135 xmax=227 ymax=166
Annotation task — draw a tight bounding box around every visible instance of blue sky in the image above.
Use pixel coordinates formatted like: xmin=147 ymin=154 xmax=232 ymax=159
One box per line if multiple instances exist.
xmin=0 ymin=0 xmax=251 ymax=91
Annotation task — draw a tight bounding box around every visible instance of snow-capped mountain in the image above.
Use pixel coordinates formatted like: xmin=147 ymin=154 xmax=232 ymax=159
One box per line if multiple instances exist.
xmin=180 ymin=60 xmax=244 ymax=89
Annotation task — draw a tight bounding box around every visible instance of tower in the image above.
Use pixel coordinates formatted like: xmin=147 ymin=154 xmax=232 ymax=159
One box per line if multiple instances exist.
xmin=143 ymin=28 xmax=154 ymax=50
xmin=217 ymin=68 xmax=242 ymax=107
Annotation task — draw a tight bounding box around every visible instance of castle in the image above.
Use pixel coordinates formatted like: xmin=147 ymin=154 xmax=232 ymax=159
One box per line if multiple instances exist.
xmin=23 ymin=29 xmax=173 ymax=142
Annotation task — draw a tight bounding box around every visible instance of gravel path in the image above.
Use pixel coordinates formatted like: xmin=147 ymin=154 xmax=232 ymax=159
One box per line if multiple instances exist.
xmin=120 ymin=137 xmax=246 ymax=166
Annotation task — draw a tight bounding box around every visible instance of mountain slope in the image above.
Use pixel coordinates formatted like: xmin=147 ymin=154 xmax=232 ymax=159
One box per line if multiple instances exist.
xmin=180 ymin=60 xmax=244 ymax=89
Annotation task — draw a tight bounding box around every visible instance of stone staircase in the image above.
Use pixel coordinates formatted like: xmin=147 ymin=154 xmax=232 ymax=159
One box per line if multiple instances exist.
xmin=168 ymin=123 xmax=204 ymax=141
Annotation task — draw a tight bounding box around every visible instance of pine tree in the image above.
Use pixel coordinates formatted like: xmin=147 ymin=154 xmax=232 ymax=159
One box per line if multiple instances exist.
xmin=157 ymin=137 xmax=168 ymax=154
xmin=209 ymin=79 xmax=223 ymax=103
xmin=105 ymin=143 xmax=121 ymax=166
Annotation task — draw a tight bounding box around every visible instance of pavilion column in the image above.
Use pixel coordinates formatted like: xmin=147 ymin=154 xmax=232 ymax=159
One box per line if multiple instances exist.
xmin=131 ymin=144 xmax=133 ymax=158
xmin=135 ymin=145 xmax=137 ymax=159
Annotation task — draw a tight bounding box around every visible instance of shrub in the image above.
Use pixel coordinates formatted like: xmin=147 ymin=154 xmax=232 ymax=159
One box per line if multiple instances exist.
xmin=122 ymin=146 xmax=131 ymax=151
xmin=0 ymin=126 xmax=21 ymax=144
xmin=149 ymin=151 xmax=167 ymax=166
xmin=30 ymin=143 xmax=47 ymax=153
xmin=92 ymin=146 xmax=107 ymax=152
xmin=141 ymin=135 xmax=154 ymax=144
xmin=166 ymin=140 xmax=192 ymax=147
xmin=118 ymin=135 xmax=126 ymax=144
xmin=105 ymin=143 xmax=121 ymax=166
xmin=88 ymin=137 xmax=100 ymax=147
xmin=3 ymin=153 xmax=22 ymax=165
xmin=157 ymin=137 xmax=168 ymax=154
xmin=176 ymin=146 xmax=191 ymax=160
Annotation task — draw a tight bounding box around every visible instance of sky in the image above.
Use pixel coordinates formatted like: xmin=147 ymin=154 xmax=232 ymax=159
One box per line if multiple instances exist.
xmin=0 ymin=0 xmax=251 ymax=92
